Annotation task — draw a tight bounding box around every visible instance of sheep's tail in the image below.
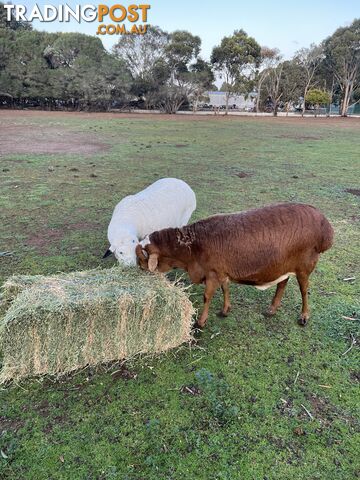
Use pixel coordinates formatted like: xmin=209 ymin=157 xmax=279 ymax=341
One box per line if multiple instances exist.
xmin=317 ymin=216 xmax=334 ymax=253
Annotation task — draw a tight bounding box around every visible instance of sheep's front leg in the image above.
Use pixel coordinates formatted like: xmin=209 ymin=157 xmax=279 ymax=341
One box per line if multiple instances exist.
xmin=196 ymin=274 xmax=220 ymax=328
xmin=218 ymin=279 xmax=231 ymax=317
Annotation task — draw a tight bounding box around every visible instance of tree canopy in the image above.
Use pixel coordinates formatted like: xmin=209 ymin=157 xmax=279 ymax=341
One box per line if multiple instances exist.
xmin=0 ymin=1 xmax=32 ymax=31
xmin=113 ymin=27 xmax=211 ymax=113
xmin=324 ymin=18 xmax=360 ymax=116
xmin=0 ymin=10 xmax=359 ymax=114
xmin=306 ymin=88 xmax=331 ymax=105
xmin=211 ymin=30 xmax=261 ymax=113
xmin=0 ymin=26 xmax=131 ymax=109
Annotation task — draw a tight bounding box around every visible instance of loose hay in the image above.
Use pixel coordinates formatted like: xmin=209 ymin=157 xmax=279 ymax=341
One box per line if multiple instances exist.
xmin=0 ymin=267 xmax=195 ymax=383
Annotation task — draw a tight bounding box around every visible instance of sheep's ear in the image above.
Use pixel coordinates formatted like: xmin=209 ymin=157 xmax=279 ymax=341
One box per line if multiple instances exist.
xmin=135 ymin=244 xmax=148 ymax=260
xmin=148 ymin=253 xmax=159 ymax=272
xmin=103 ymin=249 xmax=112 ymax=259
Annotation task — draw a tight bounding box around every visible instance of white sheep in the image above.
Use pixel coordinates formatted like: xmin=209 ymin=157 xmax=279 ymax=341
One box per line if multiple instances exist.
xmin=103 ymin=178 xmax=196 ymax=265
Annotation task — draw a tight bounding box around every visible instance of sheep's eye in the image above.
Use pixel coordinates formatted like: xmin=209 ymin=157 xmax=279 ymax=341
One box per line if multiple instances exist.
xmin=132 ymin=240 xmax=135 ymax=243
xmin=119 ymin=251 xmax=123 ymax=255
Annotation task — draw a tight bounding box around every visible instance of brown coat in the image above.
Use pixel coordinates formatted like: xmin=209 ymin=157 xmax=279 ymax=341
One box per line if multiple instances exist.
xmin=136 ymin=203 xmax=334 ymax=328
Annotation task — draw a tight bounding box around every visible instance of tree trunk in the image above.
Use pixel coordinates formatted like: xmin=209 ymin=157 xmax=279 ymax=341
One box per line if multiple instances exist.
xmin=327 ymin=78 xmax=334 ymax=117
xmin=341 ymin=81 xmax=352 ymax=117
xmin=256 ymin=83 xmax=261 ymax=113
xmin=225 ymin=91 xmax=230 ymax=115
xmin=340 ymin=85 xmax=347 ymax=116
xmin=175 ymin=99 xmax=184 ymax=113
xmin=302 ymin=86 xmax=308 ymax=117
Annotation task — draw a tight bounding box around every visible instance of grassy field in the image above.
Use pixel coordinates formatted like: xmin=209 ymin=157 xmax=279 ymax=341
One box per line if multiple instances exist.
xmin=0 ymin=111 xmax=359 ymax=480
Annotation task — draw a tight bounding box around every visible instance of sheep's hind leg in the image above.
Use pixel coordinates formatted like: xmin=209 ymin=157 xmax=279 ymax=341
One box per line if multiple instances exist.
xmin=267 ymin=278 xmax=289 ymax=316
xmin=217 ymin=279 xmax=231 ymax=317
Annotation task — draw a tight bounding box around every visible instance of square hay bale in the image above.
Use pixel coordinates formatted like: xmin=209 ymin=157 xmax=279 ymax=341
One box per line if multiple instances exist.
xmin=1 ymin=273 xmax=43 ymax=304
xmin=0 ymin=267 xmax=194 ymax=383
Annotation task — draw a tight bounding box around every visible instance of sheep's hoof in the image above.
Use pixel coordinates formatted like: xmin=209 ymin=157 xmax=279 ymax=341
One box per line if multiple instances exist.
xmin=298 ymin=315 xmax=309 ymax=326
xmin=265 ymin=307 xmax=277 ymax=317
xmin=217 ymin=308 xmax=230 ymax=318
xmin=193 ymin=321 xmax=205 ymax=331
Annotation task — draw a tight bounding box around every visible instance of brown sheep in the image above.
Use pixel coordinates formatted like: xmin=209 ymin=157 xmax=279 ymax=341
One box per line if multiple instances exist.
xmin=136 ymin=203 xmax=334 ymax=328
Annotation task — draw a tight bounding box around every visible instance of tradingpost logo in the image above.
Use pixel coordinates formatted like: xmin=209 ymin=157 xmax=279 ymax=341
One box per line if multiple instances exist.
xmin=2 ymin=3 xmax=151 ymax=35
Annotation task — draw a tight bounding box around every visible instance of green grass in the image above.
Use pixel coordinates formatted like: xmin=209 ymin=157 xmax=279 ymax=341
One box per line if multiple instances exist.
xmin=0 ymin=112 xmax=359 ymax=480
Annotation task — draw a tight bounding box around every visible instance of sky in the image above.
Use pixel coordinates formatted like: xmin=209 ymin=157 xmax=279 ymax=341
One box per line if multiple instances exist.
xmin=7 ymin=0 xmax=360 ymax=59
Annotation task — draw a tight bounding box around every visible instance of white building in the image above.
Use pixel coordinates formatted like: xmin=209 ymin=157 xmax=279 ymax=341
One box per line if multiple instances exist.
xmin=206 ymin=91 xmax=256 ymax=110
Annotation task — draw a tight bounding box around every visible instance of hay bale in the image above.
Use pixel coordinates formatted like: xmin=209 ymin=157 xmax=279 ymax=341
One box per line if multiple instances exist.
xmin=1 ymin=273 xmax=42 ymax=304
xmin=0 ymin=267 xmax=194 ymax=383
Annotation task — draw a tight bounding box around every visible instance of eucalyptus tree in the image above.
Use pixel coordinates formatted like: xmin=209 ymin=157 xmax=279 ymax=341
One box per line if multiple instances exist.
xmin=255 ymin=47 xmax=281 ymax=112
xmin=294 ymin=44 xmax=324 ymax=116
xmin=113 ymin=26 xmax=169 ymax=108
xmin=324 ymin=19 xmax=360 ymax=116
xmin=188 ymin=58 xmax=214 ymax=111
xmin=262 ymin=54 xmax=283 ymax=116
xmin=159 ymin=30 xmax=202 ymax=113
xmin=211 ymin=29 xmax=261 ymax=114
xmin=279 ymin=60 xmax=304 ymax=114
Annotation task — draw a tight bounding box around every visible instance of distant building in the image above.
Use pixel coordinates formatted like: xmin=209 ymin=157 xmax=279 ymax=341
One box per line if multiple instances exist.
xmin=206 ymin=91 xmax=256 ymax=110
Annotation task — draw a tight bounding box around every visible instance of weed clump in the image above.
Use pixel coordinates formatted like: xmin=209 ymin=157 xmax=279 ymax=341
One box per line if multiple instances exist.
xmin=195 ymin=368 xmax=239 ymax=424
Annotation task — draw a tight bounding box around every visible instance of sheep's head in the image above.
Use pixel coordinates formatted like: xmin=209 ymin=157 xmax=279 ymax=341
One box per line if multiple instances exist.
xmin=111 ymin=233 xmax=139 ymax=266
xmin=136 ymin=239 xmax=178 ymax=273
xmin=135 ymin=243 xmax=149 ymax=270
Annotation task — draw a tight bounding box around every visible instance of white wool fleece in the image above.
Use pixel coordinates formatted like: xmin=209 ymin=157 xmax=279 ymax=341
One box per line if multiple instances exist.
xmin=107 ymin=178 xmax=196 ymax=265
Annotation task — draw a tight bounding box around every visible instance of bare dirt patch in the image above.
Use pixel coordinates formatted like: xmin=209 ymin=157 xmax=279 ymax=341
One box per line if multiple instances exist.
xmin=275 ymin=134 xmax=322 ymax=142
xmin=0 ymin=415 xmax=25 ymax=432
xmin=301 ymin=394 xmax=358 ymax=427
xmin=350 ymin=371 xmax=360 ymax=383
xmin=0 ymin=122 xmax=108 ymax=156
xmin=235 ymin=171 xmax=253 ymax=178
xmin=27 ymin=229 xmax=64 ymax=250
xmin=111 ymin=366 xmax=137 ymax=381
xmin=346 ymin=188 xmax=360 ymax=197
xmin=26 ymin=222 xmax=99 ymax=253
xmin=180 ymin=385 xmax=202 ymax=396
